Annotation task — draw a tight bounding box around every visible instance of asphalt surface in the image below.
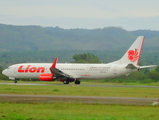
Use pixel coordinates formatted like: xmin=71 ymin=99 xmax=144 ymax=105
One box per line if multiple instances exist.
xmin=0 ymin=83 xmax=159 ymax=105
xmin=0 ymin=94 xmax=158 ymax=105
xmin=0 ymin=82 xmax=159 ymax=88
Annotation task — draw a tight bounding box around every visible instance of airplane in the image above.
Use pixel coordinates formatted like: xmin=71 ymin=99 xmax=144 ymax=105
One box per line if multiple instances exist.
xmin=2 ymin=36 xmax=156 ymax=84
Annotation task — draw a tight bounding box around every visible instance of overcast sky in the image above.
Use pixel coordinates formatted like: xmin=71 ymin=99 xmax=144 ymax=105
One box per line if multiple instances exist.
xmin=0 ymin=0 xmax=159 ymax=30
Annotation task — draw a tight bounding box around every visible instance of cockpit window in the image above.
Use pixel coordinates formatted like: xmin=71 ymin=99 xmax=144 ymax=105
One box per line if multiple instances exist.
xmin=7 ymin=67 xmax=12 ymax=69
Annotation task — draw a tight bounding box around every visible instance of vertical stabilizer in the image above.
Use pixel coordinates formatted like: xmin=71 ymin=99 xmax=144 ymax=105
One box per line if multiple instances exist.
xmin=119 ymin=36 xmax=144 ymax=65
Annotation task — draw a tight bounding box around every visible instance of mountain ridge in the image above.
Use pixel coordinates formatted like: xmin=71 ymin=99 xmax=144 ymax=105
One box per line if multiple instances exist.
xmin=0 ymin=24 xmax=159 ymax=52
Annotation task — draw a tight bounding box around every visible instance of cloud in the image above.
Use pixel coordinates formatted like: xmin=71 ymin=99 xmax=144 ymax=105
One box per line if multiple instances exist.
xmin=1 ymin=0 xmax=159 ymax=18
xmin=0 ymin=0 xmax=159 ymax=30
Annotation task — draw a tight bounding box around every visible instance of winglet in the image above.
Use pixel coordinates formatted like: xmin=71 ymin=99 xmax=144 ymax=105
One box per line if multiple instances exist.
xmin=50 ymin=57 xmax=58 ymax=73
xmin=52 ymin=57 xmax=58 ymax=68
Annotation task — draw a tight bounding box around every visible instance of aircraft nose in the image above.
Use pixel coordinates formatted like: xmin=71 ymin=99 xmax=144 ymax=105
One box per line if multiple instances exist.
xmin=2 ymin=69 xmax=6 ymax=75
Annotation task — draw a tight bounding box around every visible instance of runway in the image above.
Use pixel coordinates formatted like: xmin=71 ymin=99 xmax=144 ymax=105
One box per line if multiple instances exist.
xmin=0 ymin=82 xmax=159 ymax=88
xmin=0 ymin=94 xmax=158 ymax=105
xmin=0 ymin=83 xmax=159 ymax=105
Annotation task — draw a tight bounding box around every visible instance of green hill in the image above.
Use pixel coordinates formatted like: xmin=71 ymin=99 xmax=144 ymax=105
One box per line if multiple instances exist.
xmin=1 ymin=24 xmax=159 ymax=52
xmin=0 ymin=24 xmax=137 ymax=51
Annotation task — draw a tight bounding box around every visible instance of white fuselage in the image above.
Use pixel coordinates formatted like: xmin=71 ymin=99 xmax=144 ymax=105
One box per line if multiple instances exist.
xmin=2 ymin=36 xmax=152 ymax=84
xmin=2 ymin=62 xmax=136 ymax=80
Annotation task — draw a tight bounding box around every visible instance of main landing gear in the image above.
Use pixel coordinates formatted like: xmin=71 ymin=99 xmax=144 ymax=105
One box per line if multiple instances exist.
xmin=74 ymin=80 xmax=80 ymax=85
xmin=63 ymin=79 xmax=81 ymax=85
xmin=63 ymin=79 xmax=69 ymax=84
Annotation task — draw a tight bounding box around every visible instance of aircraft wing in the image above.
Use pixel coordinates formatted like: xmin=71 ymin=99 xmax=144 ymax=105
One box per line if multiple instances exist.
xmin=50 ymin=57 xmax=74 ymax=79
xmin=53 ymin=68 xmax=73 ymax=78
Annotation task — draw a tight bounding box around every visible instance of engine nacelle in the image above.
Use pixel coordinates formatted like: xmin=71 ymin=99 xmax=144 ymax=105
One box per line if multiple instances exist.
xmin=39 ymin=73 xmax=55 ymax=81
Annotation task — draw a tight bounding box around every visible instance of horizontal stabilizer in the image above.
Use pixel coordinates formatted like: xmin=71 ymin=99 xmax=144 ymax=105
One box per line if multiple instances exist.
xmin=139 ymin=65 xmax=157 ymax=69
xmin=126 ymin=64 xmax=157 ymax=69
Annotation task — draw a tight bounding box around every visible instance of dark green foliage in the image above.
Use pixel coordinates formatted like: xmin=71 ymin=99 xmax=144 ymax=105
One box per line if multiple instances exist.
xmin=155 ymin=66 xmax=159 ymax=72
xmin=103 ymin=66 xmax=159 ymax=83
xmin=0 ymin=67 xmax=7 ymax=80
xmin=73 ymin=52 xmax=101 ymax=63
xmin=148 ymin=71 xmax=159 ymax=82
xmin=146 ymin=66 xmax=159 ymax=82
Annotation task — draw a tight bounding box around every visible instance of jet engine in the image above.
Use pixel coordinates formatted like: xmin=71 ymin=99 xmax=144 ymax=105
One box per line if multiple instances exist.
xmin=39 ymin=73 xmax=56 ymax=81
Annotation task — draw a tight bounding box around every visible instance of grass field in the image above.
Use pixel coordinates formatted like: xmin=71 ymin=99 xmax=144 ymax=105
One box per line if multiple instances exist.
xmin=0 ymin=81 xmax=159 ymax=120
xmin=0 ymin=102 xmax=159 ymax=120
xmin=0 ymin=81 xmax=159 ymax=98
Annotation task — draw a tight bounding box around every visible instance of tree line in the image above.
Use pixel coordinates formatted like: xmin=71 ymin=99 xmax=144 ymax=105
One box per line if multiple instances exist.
xmin=0 ymin=50 xmax=159 ymax=69
xmin=0 ymin=53 xmax=159 ymax=83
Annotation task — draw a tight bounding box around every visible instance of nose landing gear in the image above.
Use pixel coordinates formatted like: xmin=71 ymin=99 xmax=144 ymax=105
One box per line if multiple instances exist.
xmin=14 ymin=79 xmax=17 ymax=83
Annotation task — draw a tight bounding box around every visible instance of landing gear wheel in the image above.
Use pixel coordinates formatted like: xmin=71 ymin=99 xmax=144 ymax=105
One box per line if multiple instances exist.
xmin=75 ymin=80 xmax=80 ymax=85
xmin=63 ymin=80 xmax=69 ymax=84
xmin=14 ymin=80 xmax=17 ymax=83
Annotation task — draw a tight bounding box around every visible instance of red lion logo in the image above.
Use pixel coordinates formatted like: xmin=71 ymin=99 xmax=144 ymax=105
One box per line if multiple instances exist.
xmin=127 ymin=49 xmax=139 ymax=62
